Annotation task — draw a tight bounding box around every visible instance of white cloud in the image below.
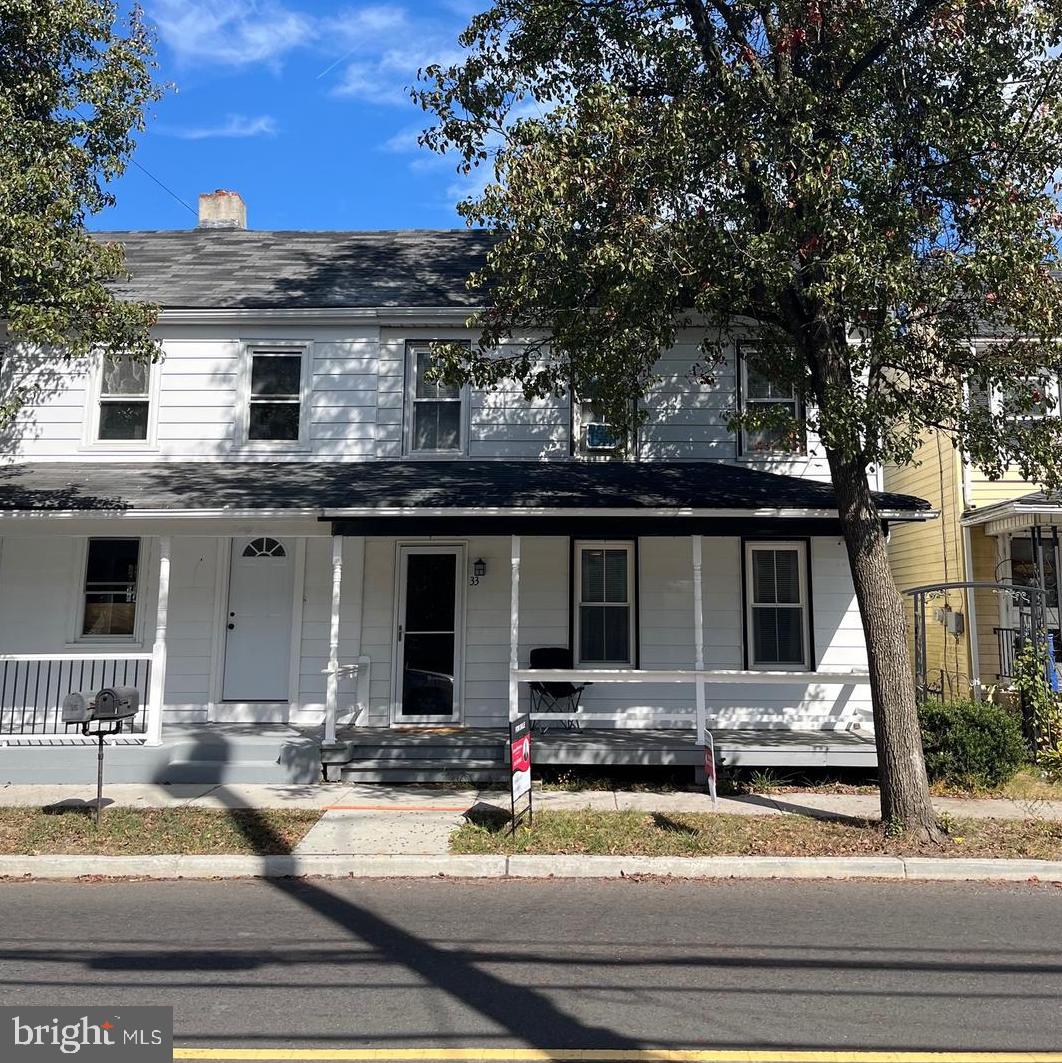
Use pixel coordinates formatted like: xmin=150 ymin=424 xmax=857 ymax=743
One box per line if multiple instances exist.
xmin=159 ymin=113 xmax=279 ymax=139
xmin=149 ymin=0 xmax=314 ymax=67
xmin=147 ymin=2 xmax=470 ymax=109
xmin=322 ymin=5 xmax=465 ymax=106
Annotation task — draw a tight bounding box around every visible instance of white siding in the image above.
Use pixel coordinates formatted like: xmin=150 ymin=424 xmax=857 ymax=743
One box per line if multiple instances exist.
xmin=3 ymin=325 xmax=842 ymax=471
xmin=0 ymin=531 xmax=870 ymax=732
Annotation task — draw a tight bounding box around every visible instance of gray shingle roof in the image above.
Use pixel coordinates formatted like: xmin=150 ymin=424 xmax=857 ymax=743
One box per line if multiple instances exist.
xmin=0 ymin=460 xmax=933 ymax=517
xmin=92 ymin=229 xmax=493 ymax=310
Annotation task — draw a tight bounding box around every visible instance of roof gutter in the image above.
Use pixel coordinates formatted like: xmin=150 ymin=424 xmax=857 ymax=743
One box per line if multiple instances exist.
xmin=0 ymin=504 xmax=936 ymax=521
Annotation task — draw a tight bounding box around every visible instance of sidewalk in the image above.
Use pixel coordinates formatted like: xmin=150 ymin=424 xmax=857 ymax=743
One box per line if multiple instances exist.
xmin=3 ymin=781 xmax=1061 ymax=859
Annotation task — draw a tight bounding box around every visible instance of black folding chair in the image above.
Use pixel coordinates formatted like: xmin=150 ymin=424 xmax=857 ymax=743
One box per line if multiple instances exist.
xmin=528 ymin=647 xmax=588 ymax=731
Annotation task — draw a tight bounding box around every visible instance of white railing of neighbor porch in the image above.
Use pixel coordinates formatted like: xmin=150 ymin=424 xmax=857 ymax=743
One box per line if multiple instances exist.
xmin=0 ymin=653 xmax=154 ymax=740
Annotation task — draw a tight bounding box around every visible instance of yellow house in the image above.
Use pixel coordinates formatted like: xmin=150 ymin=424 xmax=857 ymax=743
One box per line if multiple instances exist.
xmin=885 ymin=438 xmax=1059 ymax=700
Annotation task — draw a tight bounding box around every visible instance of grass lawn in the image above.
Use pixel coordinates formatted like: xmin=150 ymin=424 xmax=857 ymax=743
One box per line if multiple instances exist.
xmin=450 ymin=809 xmax=1062 ymax=859
xmin=0 ymin=806 xmax=321 ymax=856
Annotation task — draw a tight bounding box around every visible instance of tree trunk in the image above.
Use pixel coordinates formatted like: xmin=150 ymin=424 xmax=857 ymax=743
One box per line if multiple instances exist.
xmin=826 ymin=448 xmax=942 ymax=840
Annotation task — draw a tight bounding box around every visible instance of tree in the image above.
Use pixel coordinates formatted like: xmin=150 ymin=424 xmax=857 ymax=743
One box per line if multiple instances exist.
xmin=0 ymin=0 xmax=161 ymax=421
xmin=417 ymin=0 xmax=1062 ymax=837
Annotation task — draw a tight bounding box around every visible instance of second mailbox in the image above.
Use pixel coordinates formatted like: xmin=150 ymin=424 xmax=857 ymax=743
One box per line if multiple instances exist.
xmin=93 ymin=686 xmax=140 ymax=721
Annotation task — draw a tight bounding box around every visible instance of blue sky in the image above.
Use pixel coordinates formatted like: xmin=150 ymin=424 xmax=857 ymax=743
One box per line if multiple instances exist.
xmin=92 ymin=0 xmax=483 ymax=232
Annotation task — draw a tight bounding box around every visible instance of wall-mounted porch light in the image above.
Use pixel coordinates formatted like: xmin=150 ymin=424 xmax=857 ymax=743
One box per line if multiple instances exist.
xmin=473 ymin=558 xmax=487 ymax=578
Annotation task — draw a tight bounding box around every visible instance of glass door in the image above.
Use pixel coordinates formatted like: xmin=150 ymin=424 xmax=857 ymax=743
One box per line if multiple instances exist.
xmin=394 ymin=546 xmax=462 ymax=723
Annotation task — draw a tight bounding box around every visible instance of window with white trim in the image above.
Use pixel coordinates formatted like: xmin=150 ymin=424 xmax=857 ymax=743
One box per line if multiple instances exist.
xmin=996 ymin=376 xmax=1058 ymax=419
xmin=81 ymin=538 xmax=140 ymax=638
xmin=738 ymin=347 xmax=805 ymax=456
xmin=245 ymin=347 xmax=307 ymax=444
xmin=98 ymin=358 xmax=151 ymax=441
xmin=572 ymin=393 xmax=635 ymax=459
xmin=745 ymin=542 xmax=810 ymax=669
xmin=575 ymin=542 xmax=636 ymax=665
xmin=405 ymin=342 xmax=465 ymax=454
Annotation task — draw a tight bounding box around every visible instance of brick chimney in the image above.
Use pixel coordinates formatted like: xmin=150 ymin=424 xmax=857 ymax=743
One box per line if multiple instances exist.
xmin=198 ymin=189 xmax=246 ymax=229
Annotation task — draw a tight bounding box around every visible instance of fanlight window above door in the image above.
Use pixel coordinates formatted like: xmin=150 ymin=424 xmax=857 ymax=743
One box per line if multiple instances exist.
xmin=242 ymin=537 xmax=286 ymax=558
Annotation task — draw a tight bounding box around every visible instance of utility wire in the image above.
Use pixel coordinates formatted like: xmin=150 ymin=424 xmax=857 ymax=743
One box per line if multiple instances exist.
xmin=128 ymin=155 xmax=197 ymax=217
xmin=75 ymin=105 xmax=197 ymax=218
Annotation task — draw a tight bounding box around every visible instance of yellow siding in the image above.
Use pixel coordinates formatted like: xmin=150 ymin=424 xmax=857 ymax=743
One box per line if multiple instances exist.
xmin=969 ymin=525 xmax=1004 ymax=685
xmin=884 ymin=435 xmax=972 ymax=698
xmin=967 ymin=467 xmax=1040 ymax=507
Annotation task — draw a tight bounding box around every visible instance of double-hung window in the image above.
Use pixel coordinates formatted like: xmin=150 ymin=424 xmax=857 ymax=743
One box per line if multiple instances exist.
xmin=738 ymin=348 xmax=804 ymax=456
xmin=98 ymin=358 xmax=151 ymax=441
xmin=81 ymin=538 xmax=141 ymax=638
xmin=745 ymin=542 xmax=810 ymax=669
xmin=406 ymin=342 xmax=465 ymax=454
xmin=575 ymin=542 xmax=636 ymax=665
xmin=245 ymin=347 xmax=306 ymax=443
xmin=996 ymin=375 xmax=1058 ymax=419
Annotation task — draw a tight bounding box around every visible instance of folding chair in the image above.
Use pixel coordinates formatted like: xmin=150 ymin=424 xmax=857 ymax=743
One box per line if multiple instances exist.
xmin=528 ymin=646 xmax=588 ymax=731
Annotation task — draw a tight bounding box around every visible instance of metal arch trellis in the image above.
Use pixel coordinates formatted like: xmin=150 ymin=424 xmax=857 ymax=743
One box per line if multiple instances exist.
xmin=903 ymin=579 xmax=1050 ymax=726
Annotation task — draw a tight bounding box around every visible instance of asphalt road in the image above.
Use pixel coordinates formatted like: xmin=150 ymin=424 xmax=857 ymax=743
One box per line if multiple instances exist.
xmin=0 ymin=878 xmax=1059 ymax=1056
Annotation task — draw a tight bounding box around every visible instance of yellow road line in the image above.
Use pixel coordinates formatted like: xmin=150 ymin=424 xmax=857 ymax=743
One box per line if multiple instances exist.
xmin=172 ymin=1049 xmax=1062 ymax=1062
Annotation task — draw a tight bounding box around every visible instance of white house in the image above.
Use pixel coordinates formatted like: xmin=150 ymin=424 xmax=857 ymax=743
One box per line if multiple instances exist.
xmin=0 ymin=192 xmax=932 ymax=784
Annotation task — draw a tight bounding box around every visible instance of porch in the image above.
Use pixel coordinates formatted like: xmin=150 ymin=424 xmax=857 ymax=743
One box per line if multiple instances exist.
xmin=322 ymin=725 xmax=878 ymax=784
xmin=0 ymin=459 xmax=932 ymax=784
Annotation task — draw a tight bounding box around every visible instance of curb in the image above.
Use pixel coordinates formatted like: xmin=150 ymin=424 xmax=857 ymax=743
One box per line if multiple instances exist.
xmin=1 ymin=853 xmax=1061 ymax=882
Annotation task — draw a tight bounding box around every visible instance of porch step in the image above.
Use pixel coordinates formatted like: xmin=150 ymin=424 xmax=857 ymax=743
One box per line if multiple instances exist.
xmin=340 ymin=744 xmax=506 ymax=761
xmin=339 ymin=757 xmax=508 ymax=785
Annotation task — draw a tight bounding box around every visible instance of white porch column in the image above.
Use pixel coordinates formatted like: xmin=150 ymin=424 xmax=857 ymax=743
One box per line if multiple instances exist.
xmin=509 ymin=534 xmax=521 ymax=722
xmin=146 ymin=535 xmax=171 ymax=747
xmin=324 ymin=535 xmax=344 ymax=745
xmin=692 ymin=535 xmax=706 ymax=741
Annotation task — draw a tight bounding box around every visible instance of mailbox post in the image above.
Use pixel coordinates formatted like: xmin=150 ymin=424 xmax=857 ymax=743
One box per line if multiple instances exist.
xmin=62 ymin=686 xmax=141 ymax=828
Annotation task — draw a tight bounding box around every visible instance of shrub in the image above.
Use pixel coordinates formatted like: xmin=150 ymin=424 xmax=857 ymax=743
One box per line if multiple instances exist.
xmin=918 ymin=698 xmax=1028 ymax=789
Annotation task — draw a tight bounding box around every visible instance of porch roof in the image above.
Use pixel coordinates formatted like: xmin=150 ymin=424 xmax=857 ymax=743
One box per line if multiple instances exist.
xmin=962 ymin=490 xmax=1062 ymax=532
xmin=0 ymin=460 xmax=932 ymax=533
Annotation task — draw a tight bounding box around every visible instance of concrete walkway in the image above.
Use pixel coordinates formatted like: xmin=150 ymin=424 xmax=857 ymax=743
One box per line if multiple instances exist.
xmin=3 ymin=782 xmax=1060 ymax=858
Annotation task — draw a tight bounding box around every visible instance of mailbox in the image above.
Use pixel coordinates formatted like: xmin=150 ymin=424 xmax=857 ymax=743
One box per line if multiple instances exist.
xmin=61 ymin=691 xmax=95 ymax=724
xmin=93 ymin=686 xmax=140 ymax=721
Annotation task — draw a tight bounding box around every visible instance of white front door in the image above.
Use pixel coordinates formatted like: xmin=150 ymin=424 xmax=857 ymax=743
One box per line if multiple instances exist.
xmin=222 ymin=536 xmax=294 ymax=702
xmin=393 ymin=545 xmax=464 ymax=724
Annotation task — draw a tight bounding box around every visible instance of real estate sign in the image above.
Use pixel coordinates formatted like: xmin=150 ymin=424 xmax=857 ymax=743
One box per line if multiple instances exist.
xmin=510 ymin=713 xmax=533 ymax=831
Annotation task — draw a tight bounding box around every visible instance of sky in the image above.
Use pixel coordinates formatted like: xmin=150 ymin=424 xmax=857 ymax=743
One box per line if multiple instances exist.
xmin=91 ymin=0 xmax=484 ymax=232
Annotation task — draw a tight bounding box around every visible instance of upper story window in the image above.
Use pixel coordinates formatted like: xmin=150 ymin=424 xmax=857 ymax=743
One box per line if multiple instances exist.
xmin=405 ymin=342 xmax=466 ymax=455
xmin=572 ymin=394 xmax=635 ymax=459
xmin=738 ymin=347 xmax=805 ymax=457
xmin=242 ymin=345 xmax=309 ymax=446
xmin=81 ymin=538 xmax=140 ymax=639
xmin=575 ymin=541 xmax=636 ymax=665
xmin=97 ymin=358 xmax=151 ymax=442
xmin=996 ymin=376 xmax=1058 ymax=419
xmin=745 ymin=541 xmax=810 ymax=670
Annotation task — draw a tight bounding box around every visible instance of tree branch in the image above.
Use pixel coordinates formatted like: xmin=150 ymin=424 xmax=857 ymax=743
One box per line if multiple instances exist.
xmin=836 ymin=0 xmax=948 ymax=93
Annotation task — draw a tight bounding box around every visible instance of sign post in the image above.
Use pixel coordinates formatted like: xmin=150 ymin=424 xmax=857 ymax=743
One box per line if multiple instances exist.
xmin=509 ymin=712 xmax=533 ymax=833
xmin=703 ymin=724 xmax=718 ymax=810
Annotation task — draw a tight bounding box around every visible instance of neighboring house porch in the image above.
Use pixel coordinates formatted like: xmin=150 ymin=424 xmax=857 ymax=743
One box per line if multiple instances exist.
xmin=0 ymin=460 xmax=930 ymax=784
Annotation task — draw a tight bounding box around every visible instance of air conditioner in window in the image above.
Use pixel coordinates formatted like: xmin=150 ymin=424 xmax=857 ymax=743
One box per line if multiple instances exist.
xmin=585 ymin=422 xmax=620 ymax=450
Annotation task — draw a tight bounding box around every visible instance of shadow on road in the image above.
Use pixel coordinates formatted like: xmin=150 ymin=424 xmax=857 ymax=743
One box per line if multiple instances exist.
xmin=148 ymin=736 xmax=641 ymax=1052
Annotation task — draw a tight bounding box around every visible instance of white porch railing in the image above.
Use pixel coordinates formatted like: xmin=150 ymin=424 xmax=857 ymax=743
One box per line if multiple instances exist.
xmin=0 ymin=654 xmax=154 ymax=739
xmin=511 ymin=667 xmax=872 ymax=727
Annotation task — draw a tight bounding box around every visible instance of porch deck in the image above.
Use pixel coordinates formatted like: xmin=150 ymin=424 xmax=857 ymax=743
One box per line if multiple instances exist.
xmin=326 ymin=726 xmax=878 ymax=781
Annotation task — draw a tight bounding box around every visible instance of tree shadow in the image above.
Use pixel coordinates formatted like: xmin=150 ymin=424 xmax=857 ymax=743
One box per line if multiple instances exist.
xmin=649 ymin=812 xmax=699 ymax=835
xmin=152 ymin=736 xmax=640 ymax=1050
